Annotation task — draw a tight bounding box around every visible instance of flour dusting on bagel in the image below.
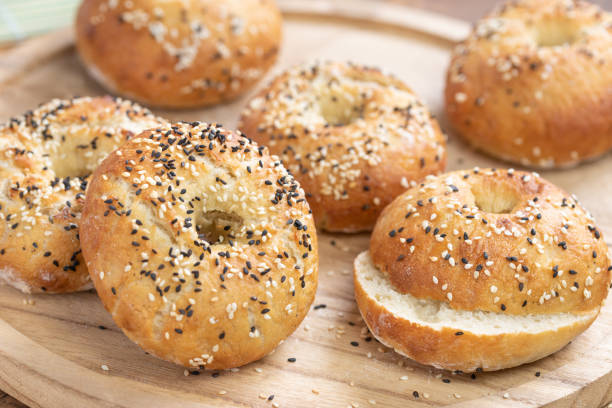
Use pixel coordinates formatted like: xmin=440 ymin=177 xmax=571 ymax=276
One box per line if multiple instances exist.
xmin=80 ymin=122 xmax=318 ymax=369
xmin=446 ymin=0 xmax=612 ymax=167
xmin=76 ymin=0 xmax=283 ymax=108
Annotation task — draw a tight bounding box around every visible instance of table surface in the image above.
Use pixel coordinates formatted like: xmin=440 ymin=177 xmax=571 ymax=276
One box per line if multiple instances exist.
xmin=1 ymin=0 xmax=612 ymax=407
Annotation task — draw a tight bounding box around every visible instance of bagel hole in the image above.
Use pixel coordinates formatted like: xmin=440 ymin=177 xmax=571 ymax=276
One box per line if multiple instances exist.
xmin=316 ymin=82 xmax=364 ymax=126
xmin=195 ymin=210 xmax=243 ymax=245
xmin=471 ymin=182 xmax=520 ymax=214
xmin=320 ymin=98 xmax=363 ymax=126
xmin=534 ymin=21 xmax=580 ymax=47
xmin=47 ymin=153 xmax=92 ymax=179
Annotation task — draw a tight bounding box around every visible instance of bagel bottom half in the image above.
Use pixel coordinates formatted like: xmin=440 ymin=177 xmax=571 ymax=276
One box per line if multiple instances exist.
xmin=353 ymin=251 xmax=600 ymax=372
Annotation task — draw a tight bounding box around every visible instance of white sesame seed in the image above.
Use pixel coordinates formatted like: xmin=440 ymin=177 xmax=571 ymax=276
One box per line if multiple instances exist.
xmin=455 ymin=92 xmax=467 ymax=103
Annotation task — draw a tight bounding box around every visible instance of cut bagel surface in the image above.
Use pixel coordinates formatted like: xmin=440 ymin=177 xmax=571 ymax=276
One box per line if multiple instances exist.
xmin=353 ymin=251 xmax=600 ymax=372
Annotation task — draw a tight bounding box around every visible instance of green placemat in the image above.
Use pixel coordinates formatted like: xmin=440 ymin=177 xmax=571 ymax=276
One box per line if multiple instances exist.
xmin=0 ymin=0 xmax=79 ymax=43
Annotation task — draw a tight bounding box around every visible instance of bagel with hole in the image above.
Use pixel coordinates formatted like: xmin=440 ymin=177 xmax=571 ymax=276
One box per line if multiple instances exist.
xmin=354 ymin=168 xmax=610 ymax=371
xmin=445 ymin=0 xmax=612 ymax=168
xmin=239 ymin=61 xmax=446 ymax=233
xmin=76 ymin=0 xmax=283 ymax=108
xmin=0 ymin=96 xmax=165 ymax=294
xmin=80 ymin=122 xmax=318 ymax=369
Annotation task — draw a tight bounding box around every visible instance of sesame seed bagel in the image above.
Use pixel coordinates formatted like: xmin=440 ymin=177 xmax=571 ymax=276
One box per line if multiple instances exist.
xmin=75 ymin=0 xmax=282 ymax=108
xmin=239 ymin=61 xmax=446 ymax=233
xmin=355 ymin=168 xmax=610 ymax=371
xmin=0 ymin=96 xmax=165 ymax=294
xmin=80 ymin=122 xmax=318 ymax=369
xmin=445 ymin=0 xmax=612 ymax=168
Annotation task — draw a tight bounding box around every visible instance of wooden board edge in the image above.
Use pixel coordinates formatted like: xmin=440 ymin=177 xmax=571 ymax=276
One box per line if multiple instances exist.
xmin=0 ymin=27 xmax=73 ymax=88
xmin=450 ymin=297 xmax=612 ymax=408
xmin=278 ymin=0 xmax=471 ymax=42
xmin=2 ymin=296 xmax=611 ymax=408
xmin=0 ymin=1 xmax=471 ymax=88
xmin=0 ymin=319 xmax=242 ymax=408
xmin=2 ymin=2 xmax=611 ymax=407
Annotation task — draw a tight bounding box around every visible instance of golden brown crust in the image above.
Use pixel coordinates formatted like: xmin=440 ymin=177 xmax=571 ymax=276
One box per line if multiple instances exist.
xmin=239 ymin=61 xmax=446 ymax=233
xmin=0 ymin=96 xmax=165 ymax=294
xmin=75 ymin=0 xmax=282 ymax=108
xmin=445 ymin=0 xmax=612 ymax=168
xmin=353 ymin=257 xmax=600 ymax=372
xmin=80 ymin=122 xmax=318 ymax=369
xmin=370 ymin=168 xmax=610 ymax=315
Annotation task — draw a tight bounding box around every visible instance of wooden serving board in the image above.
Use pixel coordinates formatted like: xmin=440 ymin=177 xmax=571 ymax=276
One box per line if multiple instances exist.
xmin=0 ymin=1 xmax=611 ymax=407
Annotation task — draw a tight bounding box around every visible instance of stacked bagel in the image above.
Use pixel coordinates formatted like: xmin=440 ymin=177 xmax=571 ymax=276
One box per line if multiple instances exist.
xmin=81 ymin=122 xmax=318 ymax=369
xmin=0 ymin=97 xmax=319 ymax=370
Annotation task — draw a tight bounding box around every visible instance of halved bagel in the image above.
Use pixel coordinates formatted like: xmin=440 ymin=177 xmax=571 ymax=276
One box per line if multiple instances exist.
xmin=353 ymin=168 xmax=610 ymax=371
xmin=354 ymin=251 xmax=599 ymax=372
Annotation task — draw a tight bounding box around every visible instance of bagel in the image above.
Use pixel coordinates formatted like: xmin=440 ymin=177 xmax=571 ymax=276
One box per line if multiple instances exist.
xmin=0 ymin=96 xmax=165 ymax=294
xmin=75 ymin=0 xmax=282 ymax=108
xmin=354 ymin=168 xmax=610 ymax=371
xmin=445 ymin=0 xmax=612 ymax=168
xmin=239 ymin=61 xmax=446 ymax=233
xmin=80 ymin=122 xmax=318 ymax=369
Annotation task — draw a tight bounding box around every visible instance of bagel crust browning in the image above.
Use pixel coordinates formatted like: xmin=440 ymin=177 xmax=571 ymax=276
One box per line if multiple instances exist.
xmin=354 ymin=251 xmax=599 ymax=372
xmin=80 ymin=122 xmax=318 ymax=369
xmin=239 ymin=62 xmax=446 ymax=232
xmin=370 ymin=168 xmax=610 ymax=315
xmin=445 ymin=0 xmax=612 ymax=168
xmin=0 ymin=96 xmax=165 ymax=294
xmin=76 ymin=0 xmax=282 ymax=108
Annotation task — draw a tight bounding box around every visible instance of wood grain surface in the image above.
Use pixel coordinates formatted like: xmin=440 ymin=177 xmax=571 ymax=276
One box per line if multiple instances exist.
xmin=1 ymin=1 xmax=612 ymax=407
xmin=393 ymin=0 xmax=612 ymax=21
